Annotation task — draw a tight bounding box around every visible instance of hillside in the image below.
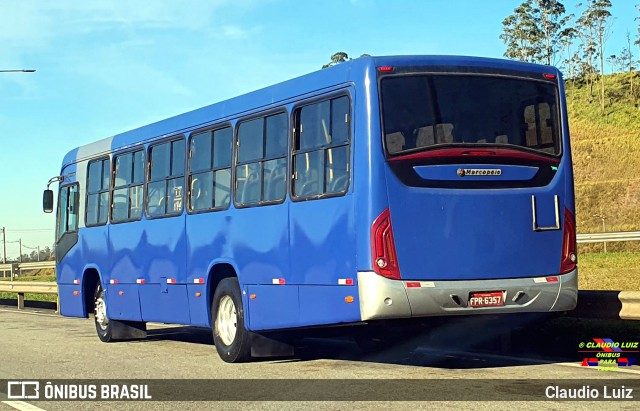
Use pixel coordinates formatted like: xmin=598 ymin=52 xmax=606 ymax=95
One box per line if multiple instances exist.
xmin=566 ymin=73 xmax=640 ymax=252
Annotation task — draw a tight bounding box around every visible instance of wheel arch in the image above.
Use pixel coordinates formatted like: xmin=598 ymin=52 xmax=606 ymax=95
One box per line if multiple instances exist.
xmin=205 ymin=259 xmax=241 ymax=327
xmin=81 ymin=265 xmax=102 ymax=318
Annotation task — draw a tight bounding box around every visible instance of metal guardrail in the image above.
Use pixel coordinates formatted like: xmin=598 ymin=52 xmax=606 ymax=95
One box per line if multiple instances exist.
xmin=0 ymin=261 xmax=56 ymax=271
xmin=576 ymin=231 xmax=640 ymax=243
xmin=0 ymin=280 xmax=58 ymax=310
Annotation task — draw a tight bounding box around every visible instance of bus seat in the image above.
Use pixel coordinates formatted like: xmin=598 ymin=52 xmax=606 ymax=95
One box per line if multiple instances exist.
xmin=495 ymin=134 xmax=508 ymax=144
xmin=266 ymin=164 xmax=286 ymax=201
xmin=386 ymin=132 xmax=405 ymax=153
xmin=241 ymin=172 xmax=260 ymax=204
xmin=416 ymin=126 xmax=435 ymax=147
xmin=435 ymin=123 xmax=454 ymax=144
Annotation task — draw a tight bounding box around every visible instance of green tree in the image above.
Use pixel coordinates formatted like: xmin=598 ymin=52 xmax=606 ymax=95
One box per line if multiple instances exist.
xmin=577 ymin=0 xmax=613 ymax=115
xmin=501 ymin=2 xmax=544 ymax=63
xmin=501 ymin=0 xmax=571 ymax=65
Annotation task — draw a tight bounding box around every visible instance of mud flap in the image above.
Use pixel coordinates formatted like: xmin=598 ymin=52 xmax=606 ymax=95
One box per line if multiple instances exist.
xmin=111 ymin=320 xmax=147 ymax=340
xmin=250 ymin=332 xmax=294 ymax=358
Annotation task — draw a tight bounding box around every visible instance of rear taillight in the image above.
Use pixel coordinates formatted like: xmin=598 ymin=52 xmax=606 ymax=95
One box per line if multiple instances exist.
xmin=560 ymin=208 xmax=577 ymax=274
xmin=371 ymin=208 xmax=401 ymax=280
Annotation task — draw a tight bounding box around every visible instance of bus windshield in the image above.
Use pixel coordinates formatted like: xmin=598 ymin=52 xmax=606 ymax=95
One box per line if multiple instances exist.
xmin=380 ymin=74 xmax=561 ymax=157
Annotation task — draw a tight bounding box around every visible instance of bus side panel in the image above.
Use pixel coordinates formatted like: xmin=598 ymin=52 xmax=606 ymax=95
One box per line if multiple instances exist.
xmin=298 ymin=285 xmax=360 ymax=326
xmin=58 ymin=284 xmax=85 ymax=317
xmin=108 ymin=222 xmax=145 ymax=285
xmin=246 ymin=285 xmax=299 ymax=331
xmin=139 ymin=216 xmax=189 ymax=323
xmin=106 ymin=284 xmax=142 ymax=321
xmin=186 ymin=283 xmax=209 ymax=327
xmin=289 ymin=196 xmax=356 ymax=286
xmin=139 ymin=284 xmax=191 ymax=324
xmin=230 ymin=207 xmax=289 ymax=285
xmin=78 ymin=225 xmax=109 ymax=290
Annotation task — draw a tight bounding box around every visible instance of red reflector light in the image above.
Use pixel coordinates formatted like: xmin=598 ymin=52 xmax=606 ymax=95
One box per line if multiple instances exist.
xmin=560 ymin=208 xmax=577 ymax=274
xmin=546 ymin=276 xmax=559 ymax=283
xmin=543 ymin=73 xmax=557 ymax=79
xmin=371 ymin=208 xmax=401 ymax=280
xmin=406 ymin=282 xmax=421 ymax=288
xmin=377 ymin=66 xmax=394 ymax=73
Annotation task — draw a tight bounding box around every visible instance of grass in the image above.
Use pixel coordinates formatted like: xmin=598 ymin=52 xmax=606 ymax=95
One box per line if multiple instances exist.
xmin=578 ymin=251 xmax=640 ymax=291
xmin=0 ymin=292 xmax=57 ymax=303
xmin=565 ymin=73 xmax=640 ymax=234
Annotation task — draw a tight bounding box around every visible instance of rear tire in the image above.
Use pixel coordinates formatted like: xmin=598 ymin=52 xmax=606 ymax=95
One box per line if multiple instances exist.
xmin=212 ymin=278 xmax=251 ymax=363
xmin=94 ymin=282 xmax=113 ymax=342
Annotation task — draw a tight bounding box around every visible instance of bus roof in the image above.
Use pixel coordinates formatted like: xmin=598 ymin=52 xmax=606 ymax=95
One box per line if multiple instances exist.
xmin=61 ymin=55 xmax=558 ymax=168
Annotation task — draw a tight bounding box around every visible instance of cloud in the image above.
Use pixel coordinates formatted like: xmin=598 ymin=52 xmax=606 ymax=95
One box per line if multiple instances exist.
xmin=220 ymin=24 xmax=259 ymax=39
xmin=0 ymin=0 xmax=252 ymax=48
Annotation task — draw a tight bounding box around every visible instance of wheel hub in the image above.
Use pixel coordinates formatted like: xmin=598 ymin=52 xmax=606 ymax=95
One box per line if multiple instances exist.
xmin=95 ymin=291 xmax=109 ymax=330
xmin=216 ymin=295 xmax=237 ymax=346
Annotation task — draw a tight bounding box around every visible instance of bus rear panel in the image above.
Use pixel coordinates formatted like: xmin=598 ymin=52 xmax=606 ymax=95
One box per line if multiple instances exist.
xmin=357 ymin=62 xmax=576 ymax=321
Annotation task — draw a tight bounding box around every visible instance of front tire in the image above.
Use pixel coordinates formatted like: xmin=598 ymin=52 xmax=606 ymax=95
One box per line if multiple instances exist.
xmin=94 ymin=282 xmax=113 ymax=342
xmin=212 ymin=278 xmax=251 ymax=363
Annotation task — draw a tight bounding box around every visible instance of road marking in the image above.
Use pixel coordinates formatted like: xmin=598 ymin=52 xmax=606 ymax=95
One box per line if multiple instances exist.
xmin=1 ymin=401 xmax=46 ymax=411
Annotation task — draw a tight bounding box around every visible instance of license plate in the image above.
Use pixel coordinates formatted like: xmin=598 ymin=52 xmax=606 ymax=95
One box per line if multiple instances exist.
xmin=468 ymin=291 xmax=504 ymax=308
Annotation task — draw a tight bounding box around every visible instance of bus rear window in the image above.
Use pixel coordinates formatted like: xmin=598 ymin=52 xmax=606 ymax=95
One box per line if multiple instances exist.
xmin=380 ymin=75 xmax=560 ymax=156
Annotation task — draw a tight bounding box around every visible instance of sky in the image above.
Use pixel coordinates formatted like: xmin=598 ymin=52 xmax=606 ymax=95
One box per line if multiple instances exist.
xmin=0 ymin=0 xmax=638 ymax=260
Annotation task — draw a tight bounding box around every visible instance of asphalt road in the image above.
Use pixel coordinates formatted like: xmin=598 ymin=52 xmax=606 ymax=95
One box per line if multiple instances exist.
xmin=0 ymin=305 xmax=639 ymax=410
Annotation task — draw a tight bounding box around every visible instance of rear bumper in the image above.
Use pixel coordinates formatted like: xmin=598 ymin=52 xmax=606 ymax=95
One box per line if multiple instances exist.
xmin=358 ymin=269 xmax=578 ymax=321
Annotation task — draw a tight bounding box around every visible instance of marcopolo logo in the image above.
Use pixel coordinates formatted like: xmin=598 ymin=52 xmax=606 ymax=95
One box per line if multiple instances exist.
xmin=457 ymin=168 xmax=502 ymax=177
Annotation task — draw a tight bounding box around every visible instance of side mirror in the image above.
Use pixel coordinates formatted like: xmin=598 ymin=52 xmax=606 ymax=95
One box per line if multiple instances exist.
xmin=43 ymin=189 xmax=54 ymax=213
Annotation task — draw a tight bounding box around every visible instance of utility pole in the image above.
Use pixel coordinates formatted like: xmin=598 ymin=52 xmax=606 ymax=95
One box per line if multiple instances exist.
xmin=19 ymin=238 xmax=22 ymax=263
xmin=1 ymin=227 xmax=5 ymax=264
xmin=37 ymin=246 xmax=41 ymax=262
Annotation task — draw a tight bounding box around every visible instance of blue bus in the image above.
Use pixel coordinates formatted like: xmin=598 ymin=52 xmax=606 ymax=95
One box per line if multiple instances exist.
xmin=43 ymin=55 xmax=577 ymax=362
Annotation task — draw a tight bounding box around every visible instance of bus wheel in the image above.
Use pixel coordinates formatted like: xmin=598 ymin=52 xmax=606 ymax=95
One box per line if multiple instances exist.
xmin=94 ymin=282 xmax=113 ymax=342
xmin=212 ymin=278 xmax=251 ymax=363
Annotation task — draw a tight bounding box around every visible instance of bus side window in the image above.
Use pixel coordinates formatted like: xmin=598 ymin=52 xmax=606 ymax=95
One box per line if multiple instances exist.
xmin=112 ymin=149 xmax=145 ymax=223
xmin=235 ymin=112 xmax=287 ymax=206
xmin=188 ymin=127 xmax=232 ymax=212
xmin=293 ymin=96 xmax=351 ymax=197
xmin=293 ymin=96 xmax=350 ymax=198
xmin=148 ymin=139 xmax=184 ymax=217
xmin=86 ymin=158 xmax=110 ymax=226
xmin=57 ymin=184 xmax=79 ymax=240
